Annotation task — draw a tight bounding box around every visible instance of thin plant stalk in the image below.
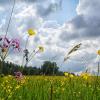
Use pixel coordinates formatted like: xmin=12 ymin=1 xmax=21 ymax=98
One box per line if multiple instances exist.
xmin=97 ymin=62 xmax=100 ymax=77
xmin=22 ymin=36 xmax=29 ymax=67
xmin=2 ymin=45 xmax=11 ymax=61
xmin=5 ymin=0 xmax=16 ymax=38
xmin=26 ymin=50 xmax=39 ymax=65
xmin=0 ymin=0 xmax=16 ymax=74
xmin=28 ymin=49 xmax=35 ymax=59
xmin=25 ymin=36 xmax=29 ymax=50
xmin=50 ymin=84 xmax=53 ymax=100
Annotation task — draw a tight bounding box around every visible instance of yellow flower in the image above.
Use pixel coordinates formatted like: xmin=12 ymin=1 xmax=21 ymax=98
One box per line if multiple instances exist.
xmin=38 ymin=46 xmax=44 ymax=52
xmin=8 ymin=75 xmax=12 ymax=78
xmin=28 ymin=29 xmax=36 ymax=36
xmin=69 ymin=74 xmax=74 ymax=78
xmin=64 ymin=72 xmax=69 ymax=76
xmin=15 ymin=85 xmax=20 ymax=90
xmin=62 ymin=88 xmax=65 ymax=91
xmin=97 ymin=50 xmax=100 ymax=55
xmin=2 ymin=48 xmax=8 ymax=53
xmin=80 ymin=73 xmax=90 ymax=80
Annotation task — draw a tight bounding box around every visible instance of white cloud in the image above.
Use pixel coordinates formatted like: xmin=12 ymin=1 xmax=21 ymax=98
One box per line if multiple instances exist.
xmin=0 ymin=0 xmax=100 ymax=74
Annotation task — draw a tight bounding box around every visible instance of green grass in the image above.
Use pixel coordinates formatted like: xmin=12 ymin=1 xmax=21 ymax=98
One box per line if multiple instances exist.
xmin=0 ymin=75 xmax=100 ymax=100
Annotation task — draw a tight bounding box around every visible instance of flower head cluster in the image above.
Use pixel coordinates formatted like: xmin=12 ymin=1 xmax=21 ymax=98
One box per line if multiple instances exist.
xmin=80 ymin=72 xmax=91 ymax=80
xmin=28 ymin=29 xmax=36 ymax=36
xmin=0 ymin=37 xmax=10 ymax=52
xmin=0 ymin=36 xmax=20 ymax=61
xmin=22 ymin=29 xmax=44 ymax=67
xmin=11 ymin=39 xmax=20 ymax=51
xmin=14 ymin=71 xmax=23 ymax=81
xmin=97 ymin=50 xmax=100 ymax=55
xmin=38 ymin=46 xmax=44 ymax=52
xmin=64 ymin=72 xmax=69 ymax=76
xmin=0 ymin=36 xmax=20 ymax=51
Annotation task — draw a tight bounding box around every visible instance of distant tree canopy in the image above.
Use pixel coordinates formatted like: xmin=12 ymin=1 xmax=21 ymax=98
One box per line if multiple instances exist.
xmin=0 ymin=60 xmax=64 ymax=76
xmin=41 ymin=61 xmax=59 ymax=75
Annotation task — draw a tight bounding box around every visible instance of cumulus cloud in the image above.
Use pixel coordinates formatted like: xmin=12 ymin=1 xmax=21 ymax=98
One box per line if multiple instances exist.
xmin=0 ymin=0 xmax=100 ymax=74
xmin=76 ymin=0 xmax=100 ymax=38
xmin=59 ymin=0 xmax=100 ymax=43
xmin=57 ymin=0 xmax=100 ymax=73
xmin=0 ymin=0 xmax=63 ymax=66
xmin=0 ymin=0 xmax=62 ymax=17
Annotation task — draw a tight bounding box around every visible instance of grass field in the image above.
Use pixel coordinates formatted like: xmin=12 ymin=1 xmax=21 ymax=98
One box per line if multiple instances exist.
xmin=0 ymin=75 xmax=100 ymax=100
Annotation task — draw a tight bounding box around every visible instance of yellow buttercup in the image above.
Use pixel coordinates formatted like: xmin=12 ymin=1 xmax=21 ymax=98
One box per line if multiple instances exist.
xmin=97 ymin=50 xmax=100 ymax=55
xmin=38 ymin=46 xmax=44 ymax=52
xmin=64 ymin=72 xmax=69 ymax=76
xmin=28 ymin=29 xmax=36 ymax=36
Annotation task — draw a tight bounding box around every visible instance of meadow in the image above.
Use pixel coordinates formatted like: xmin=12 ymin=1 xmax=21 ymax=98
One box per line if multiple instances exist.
xmin=0 ymin=0 xmax=100 ymax=100
xmin=0 ymin=75 xmax=100 ymax=100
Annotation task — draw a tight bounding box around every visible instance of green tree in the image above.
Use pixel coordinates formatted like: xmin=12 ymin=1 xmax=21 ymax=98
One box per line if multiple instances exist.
xmin=41 ymin=61 xmax=59 ymax=75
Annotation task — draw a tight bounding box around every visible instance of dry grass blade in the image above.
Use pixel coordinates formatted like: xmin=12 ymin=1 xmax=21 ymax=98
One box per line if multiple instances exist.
xmin=68 ymin=43 xmax=82 ymax=55
xmin=64 ymin=43 xmax=82 ymax=62
xmin=64 ymin=56 xmax=70 ymax=62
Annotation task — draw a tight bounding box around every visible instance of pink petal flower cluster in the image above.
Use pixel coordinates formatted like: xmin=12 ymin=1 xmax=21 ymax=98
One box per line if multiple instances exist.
xmin=11 ymin=39 xmax=20 ymax=51
xmin=0 ymin=36 xmax=20 ymax=52
xmin=14 ymin=71 xmax=23 ymax=81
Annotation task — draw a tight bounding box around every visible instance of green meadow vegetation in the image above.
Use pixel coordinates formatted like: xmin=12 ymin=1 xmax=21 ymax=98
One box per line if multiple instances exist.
xmin=0 ymin=1 xmax=100 ymax=100
xmin=0 ymin=75 xmax=100 ymax=100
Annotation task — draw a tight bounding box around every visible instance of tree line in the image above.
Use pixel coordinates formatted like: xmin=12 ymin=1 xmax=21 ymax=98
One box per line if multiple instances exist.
xmin=0 ymin=60 xmax=64 ymax=76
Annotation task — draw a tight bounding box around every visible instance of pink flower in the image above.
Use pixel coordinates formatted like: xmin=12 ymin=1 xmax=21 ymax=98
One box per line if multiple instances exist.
xmin=0 ymin=36 xmax=10 ymax=49
xmin=5 ymin=37 xmax=10 ymax=44
xmin=0 ymin=37 xmax=21 ymax=51
xmin=0 ymin=36 xmax=21 ymax=61
xmin=11 ymin=39 xmax=20 ymax=51
xmin=14 ymin=71 xmax=23 ymax=81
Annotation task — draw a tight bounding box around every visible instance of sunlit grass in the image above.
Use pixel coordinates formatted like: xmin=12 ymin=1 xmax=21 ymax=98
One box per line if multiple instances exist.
xmin=0 ymin=75 xmax=100 ymax=100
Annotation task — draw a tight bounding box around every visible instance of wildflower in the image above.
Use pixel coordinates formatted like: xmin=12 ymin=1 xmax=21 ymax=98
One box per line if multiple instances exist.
xmin=1 ymin=47 xmax=7 ymax=53
xmin=23 ymin=49 xmax=29 ymax=66
xmin=0 ymin=36 xmax=20 ymax=51
xmin=38 ymin=46 xmax=44 ymax=52
xmin=80 ymin=72 xmax=90 ymax=80
xmin=22 ymin=29 xmax=36 ymax=66
xmin=15 ymin=85 xmax=20 ymax=90
xmin=64 ymin=72 xmax=69 ymax=76
xmin=69 ymin=74 xmax=74 ymax=78
xmin=4 ymin=37 xmax=10 ymax=44
xmin=62 ymin=88 xmax=65 ymax=91
xmin=11 ymin=39 xmax=20 ymax=51
xmin=97 ymin=50 xmax=100 ymax=55
xmin=28 ymin=29 xmax=36 ymax=36
xmin=0 ymin=36 xmax=21 ymax=62
xmin=0 ymin=37 xmax=10 ymax=50
xmin=8 ymin=75 xmax=12 ymax=78
xmin=14 ymin=71 xmax=23 ymax=81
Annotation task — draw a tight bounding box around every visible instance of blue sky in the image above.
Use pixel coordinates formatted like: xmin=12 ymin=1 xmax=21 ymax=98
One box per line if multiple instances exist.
xmin=46 ymin=0 xmax=79 ymax=24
